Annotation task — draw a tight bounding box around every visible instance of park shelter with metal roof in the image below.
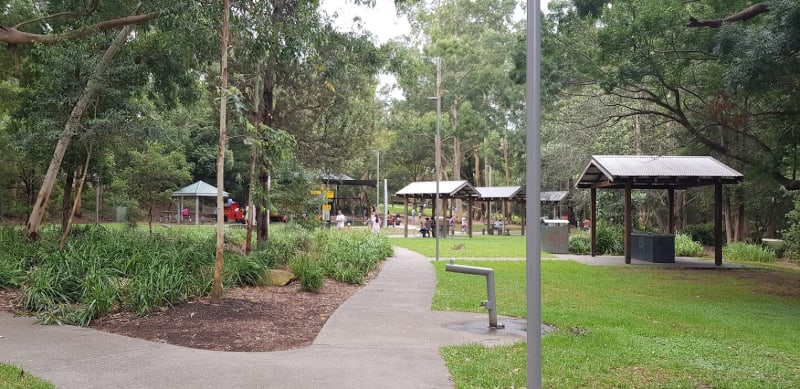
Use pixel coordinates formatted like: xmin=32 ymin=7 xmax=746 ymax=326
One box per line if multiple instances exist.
xmin=172 ymin=180 xmax=229 ymax=225
xmin=576 ymin=155 xmax=744 ymax=265
xmin=474 ymin=186 xmax=526 ymax=236
xmin=395 ymin=181 xmax=480 ymax=237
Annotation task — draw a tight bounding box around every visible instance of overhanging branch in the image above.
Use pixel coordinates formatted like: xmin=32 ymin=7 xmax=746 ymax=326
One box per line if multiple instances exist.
xmin=687 ymin=3 xmax=769 ymax=28
xmin=0 ymin=11 xmax=161 ymax=45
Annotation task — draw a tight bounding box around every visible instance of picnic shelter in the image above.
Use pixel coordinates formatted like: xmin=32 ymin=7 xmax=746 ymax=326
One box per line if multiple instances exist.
xmin=172 ymin=180 xmax=228 ymax=225
xmin=395 ymin=180 xmax=480 ymax=237
xmin=575 ymin=155 xmax=743 ymax=265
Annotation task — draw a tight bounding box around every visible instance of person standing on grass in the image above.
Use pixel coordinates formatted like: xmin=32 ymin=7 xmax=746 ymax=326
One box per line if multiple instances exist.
xmin=371 ymin=212 xmax=381 ymax=233
xmin=336 ymin=210 xmax=346 ymax=229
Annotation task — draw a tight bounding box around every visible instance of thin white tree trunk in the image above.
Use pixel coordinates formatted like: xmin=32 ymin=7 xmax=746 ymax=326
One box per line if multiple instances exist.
xmin=212 ymin=0 xmax=231 ymax=304
xmin=59 ymin=143 xmax=92 ymax=251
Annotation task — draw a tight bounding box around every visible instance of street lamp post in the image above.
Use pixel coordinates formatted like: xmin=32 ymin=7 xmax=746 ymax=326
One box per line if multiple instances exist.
xmin=375 ymin=150 xmax=380 ymax=219
xmin=434 ymin=57 xmax=442 ymax=262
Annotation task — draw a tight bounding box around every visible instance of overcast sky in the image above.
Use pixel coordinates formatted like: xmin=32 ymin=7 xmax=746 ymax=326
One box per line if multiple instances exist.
xmin=319 ymin=1 xmax=550 ymax=44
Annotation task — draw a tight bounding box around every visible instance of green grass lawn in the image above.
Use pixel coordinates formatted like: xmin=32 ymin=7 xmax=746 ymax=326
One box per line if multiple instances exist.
xmin=432 ymin=259 xmax=800 ymax=388
xmin=391 ymin=234 xmax=530 ymax=258
xmin=0 ymin=364 xmax=54 ymax=388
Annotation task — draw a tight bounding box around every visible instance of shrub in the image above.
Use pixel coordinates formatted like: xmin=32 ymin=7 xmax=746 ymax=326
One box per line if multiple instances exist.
xmin=263 ymin=225 xmax=311 ymax=266
xmin=223 ymin=253 xmax=269 ymax=287
xmin=569 ymin=231 xmax=591 ymax=255
xmin=682 ymin=223 xmax=716 ymax=246
xmin=290 ymin=253 xmax=324 ymax=292
xmin=723 ymin=242 xmax=776 ymax=263
xmin=595 ymin=221 xmax=624 ymax=255
xmin=674 ymin=233 xmax=704 ymax=257
xmin=567 ymin=223 xmax=623 ymax=255
xmin=782 ymin=199 xmax=800 ymax=264
xmin=316 ymin=229 xmax=392 ymax=284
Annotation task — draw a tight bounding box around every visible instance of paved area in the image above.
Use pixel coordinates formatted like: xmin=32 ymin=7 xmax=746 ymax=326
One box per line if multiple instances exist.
xmin=0 ymin=247 xmax=527 ymax=389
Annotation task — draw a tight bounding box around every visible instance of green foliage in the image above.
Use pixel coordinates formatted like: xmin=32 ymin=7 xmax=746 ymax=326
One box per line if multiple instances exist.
xmin=782 ymin=198 xmax=800 ymax=264
xmin=316 ymin=229 xmax=393 ymax=284
xmin=595 ymin=221 xmax=624 ymax=255
xmin=723 ymin=242 xmax=777 ymax=264
xmin=682 ymin=223 xmax=716 ymax=246
xmin=263 ymin=224 xmax=312 ymax=267
xmin=290 ymin=253 xmax=325 ymax=292
xmin=223 ymin=253 xmax=269 ymax=287
xmin=569 ymin=231 xmax=591 ymax=255
xmin=674 ymin=233 xmax=705 ymax=257
xmin=0 ymin=222 xmax=393 ymax=324
xmin=0 ymin=363 xmax=55 ymax=389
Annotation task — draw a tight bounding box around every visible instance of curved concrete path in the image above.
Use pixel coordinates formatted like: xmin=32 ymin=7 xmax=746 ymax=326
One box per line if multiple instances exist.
xmin=0 ymin=247 xmax=526 ymax=388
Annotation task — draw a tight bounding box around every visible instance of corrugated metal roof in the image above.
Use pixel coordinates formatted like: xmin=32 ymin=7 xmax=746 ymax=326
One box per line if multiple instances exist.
xmin=172 ymin=181 xmax=229 ymax=197
xmin=541 ymin=191 xmax=569 ymax=202
xmin=395 ymin=180 xmax=479 ymax=198
xmin=576 ymin=155 xmax=743 ymax=189
xmin=475 ymin=186 xmax=522 ymax=199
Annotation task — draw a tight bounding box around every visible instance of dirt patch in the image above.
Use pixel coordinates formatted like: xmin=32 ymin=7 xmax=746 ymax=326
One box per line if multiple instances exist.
xmin=0 ymin=275 xmax=373 ymax=352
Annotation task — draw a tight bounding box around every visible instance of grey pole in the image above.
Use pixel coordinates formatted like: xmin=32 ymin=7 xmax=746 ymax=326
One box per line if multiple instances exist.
xmin=435 ymin=56 xmax=442 ymax=261
xmin=375 ymin=150 xmax=380 ymax=217
xmin=526 ymin=0 xmax=543 ymax=387
xmin=383 ymin=179 xmax=388 ymax=228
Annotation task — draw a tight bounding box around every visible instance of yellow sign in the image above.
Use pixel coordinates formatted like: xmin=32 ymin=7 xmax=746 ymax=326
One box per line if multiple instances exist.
xmin=311 ymin=190 xmax=334 ymax=199
xmin=322 ymin=204 xmax=331 ymax=211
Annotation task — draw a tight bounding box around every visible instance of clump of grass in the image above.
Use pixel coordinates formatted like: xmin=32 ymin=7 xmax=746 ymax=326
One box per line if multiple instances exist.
xmin=290 ymin=253 xmax=325 ymax=292
xmin=674 ymin=233 xmax=704 ymax=257
xmin=723 ymin=242 xmax=776 ymax=263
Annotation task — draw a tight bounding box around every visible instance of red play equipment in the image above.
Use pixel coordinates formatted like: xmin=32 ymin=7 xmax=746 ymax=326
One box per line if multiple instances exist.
xmin=224 ymin=200 xmax=245 ymax=223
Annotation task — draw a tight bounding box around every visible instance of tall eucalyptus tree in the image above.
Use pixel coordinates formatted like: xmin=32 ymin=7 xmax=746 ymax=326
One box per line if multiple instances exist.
xmin=0 ymin=0 xmax=213 ymax=239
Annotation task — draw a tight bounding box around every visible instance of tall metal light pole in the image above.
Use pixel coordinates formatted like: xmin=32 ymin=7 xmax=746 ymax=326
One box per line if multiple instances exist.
xmin=375 ymin=150 xmax=380 ymax=217
xmin=434 ymin=56 xmax=442 ymax=262
xmin=527 ymin=0 xmax=543 ymax=387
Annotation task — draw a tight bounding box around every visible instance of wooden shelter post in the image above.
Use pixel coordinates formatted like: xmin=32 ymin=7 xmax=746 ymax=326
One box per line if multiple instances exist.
xmin=667 ymin=188 xmax=675 ymax=233
xmin=590 ymin=188 xmax=597 ymax=257
xmin=403 ymin=197 xmax=409 ymax=238
xmin=715 ymin=182 xmax=723 ymax=266
xmin=624 ymin=183 xmax=632 ymax=264
xmin=468 ymin=198 xmax=474 ymax=238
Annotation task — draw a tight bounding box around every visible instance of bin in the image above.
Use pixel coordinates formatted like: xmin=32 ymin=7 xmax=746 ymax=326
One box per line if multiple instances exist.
xmin=631 ymin=232 xmax=675 ymax=263
xmin=114 ymin=206 xmax=127 ymax=222
xmin=540 ymin=219 xmax=569 ymax=254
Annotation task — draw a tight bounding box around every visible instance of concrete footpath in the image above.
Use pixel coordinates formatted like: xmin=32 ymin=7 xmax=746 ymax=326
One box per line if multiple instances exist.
xmin=0 ymin=247 xmax=526 ymax=389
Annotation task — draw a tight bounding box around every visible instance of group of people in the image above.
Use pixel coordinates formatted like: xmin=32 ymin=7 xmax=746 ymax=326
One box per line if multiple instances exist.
xmin=334 ymin=210 xmax=381 ymax=233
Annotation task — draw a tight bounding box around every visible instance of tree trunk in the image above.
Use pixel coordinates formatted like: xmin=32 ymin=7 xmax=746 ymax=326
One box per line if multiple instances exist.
xmin=61 ymin=171 xmax=75 ymax=232
xmin=257 ymin=63 xmax=276 ymax=243
xmin=211 ymin=0 xmax=231 ymax=304
xmin=473 ymin=146 xmax=482 ymax=220
xmin=25 ymin=16 xmax=135 ymax=240
xmin=502 ymin=136 xmax=510 ymax=219
xmin=449 ymin=101 xmax=462 ymax=221
xmin=735 ymin=189 xmax=746 ymax=241
xmin=245 ymin=67 xmax=262 ymax=255
xmin=723 ymin=190 xmax=733 ymax=243
xmin=59 ymin=144 xmax=92 ymax=251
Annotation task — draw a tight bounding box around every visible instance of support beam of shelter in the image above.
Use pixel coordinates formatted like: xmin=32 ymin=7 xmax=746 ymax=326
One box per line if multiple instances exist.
xmin=590 ymin=188 xmax=597 ymax=257
xmin=715 ymin=182 xmax=723 ymax=265
xmin=624 ymin=182 xmax=632 ymax=264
